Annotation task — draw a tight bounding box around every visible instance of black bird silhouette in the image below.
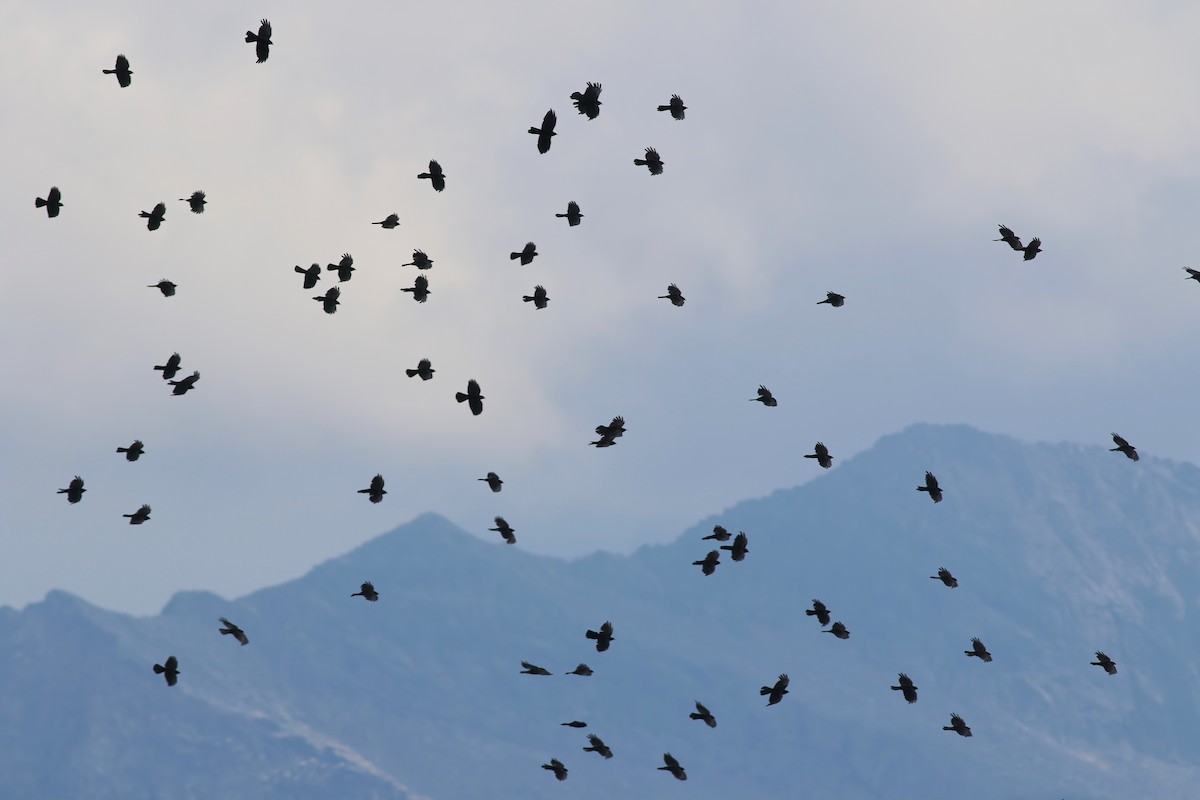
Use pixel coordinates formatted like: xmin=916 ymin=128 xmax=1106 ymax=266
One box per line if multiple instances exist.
xmin=116 ymin=440 xmax=145 ymax=462
xmin=817 ymin=292 xmax=845 ymax=307
xmin=720 ymin=532 xmax=749 ymax=562
xmin=586 ymin=621 xmax=614 ymax=652
xmin=154 ymin=352 xmax=182 ymax=380
xmin=521 ymin=661 xmax=552 ymax=676
xmin=58 ymin=476 xmax=86 ymax=504
xmin=511 ymin=242 xmax=538 ymax=265
xmin=561 ymin=721 xmax=587 ymax=728
xmin=825 ymin=621 xmax=850 ymax=639
xmin=479 ymin=472 xmax=503 ymax=492
xmin=218 ymin=617 xmax=249 ymax=646
xmin=103 ymin=54 xmax=132 ymax=87
xmin=489 ymin=516 xmax=516 ymax=545
xmin=761 ymin=673 xmax=790 ymax=705
xmin=994 ymin=225 xmax=1024 ymax=251
xmin=153 ymin=655 xmax=179 ymax=686
xmin=1023 ymin=237 xmax=1042 ymax=260
xmin=358 ymin=474 xmax=387 ymax=504
xmin=583 ymin=734 xmax=613 ymax=759
xmin=931 ymin=567 xmax=958 ymax=588
xmin=351 ymin=581 xmax=379 ymax=601
xmin=402 ymin=250 xmax=433 ymax=269
xmin=149 ymin=280 xmax=177 ymax=297
xmin=314 ymin=286 xmax=340 ymax=314
xmin=406 ymin=359 xmax=434 ymax=381
xmin=35 ymin=186 xmax=63 ymax=218
xmin=590 ymin=415 xmax=625 ymax=448
xmin=944 ymin=713 xmax=972 ymax=737
xmin=246 ymin=19 xmax=272 ymax=63
xmin=659 ymin=283 xmax=685 ymax=306
xmin=634 ymin=147 xmax=664 ymax=175
xmin=139 ymin=202 xmax=166 ymax=231
xmin=1091 ymin=651 xmax=1118 ymax=675
xmin=658 ymin=94 xmax=687 ymax=120
xmin=402 ymin=274 xmax=430 ymax=303
xmin=295 ymin=263 xmax=321 ymax=289
xmin=523 ymin=285 xmax=550 ymax=309
xmin=541 ymin=758 xmax=568 ymax=780
xmin=917 ymin=471 xmax=942 ymax=503
xmin=327 ymin=253 xmax=355 ymax=282
xmin=418 ymin=160 xmax=446 ymax=192
xmin=373 ymin=213 xmax=400 ymax=229
xmin=567 ymin=663 xmax=593 ymax=676
xmin=693 ymin=550 xmax=720 ymax=576
xmin=529 ymin=109 xmax=557 ymax=154
xmin=124 ymin=504 xmax=151 ymax=525
xmin=169 ymin=371 xmax=200 ymax=396
xmin=703 ymin=525 xmax=732 ymax=541
xmin=1184 ymin=267 xmax=1200 ymax=283
xmin=751 ymin=385 xmax=777 ymax=406
xmin=570 ymin=82 xmax=602 ymax=119
xmin=180 ymin=191 xmax=206 ymax=214
xmin=806 ymin=599 xmax=831 ymax=627
xmin=965 ymin=637 xmax=992 ymax=662
xmin=891 ymin=673 xmax=918 ymax=704
xmin=556 ymin=200 xmax=583 ymax=226
xmin=805 ymin=442 xmax=833 ymax=469
xmin=658 ymin=752 xmax=687 ymax=781
xmin=1110 ymin=433 xmax=1139 ymax=461
xmin=690 ymin=701 xmax=717 ymax=728
xmin=456 ymin=379 xmax=484 ymax=416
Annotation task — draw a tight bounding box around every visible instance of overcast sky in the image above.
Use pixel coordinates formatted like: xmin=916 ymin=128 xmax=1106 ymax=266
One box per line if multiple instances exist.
xmin=5 ymin=1 xmax=1200 ymax=614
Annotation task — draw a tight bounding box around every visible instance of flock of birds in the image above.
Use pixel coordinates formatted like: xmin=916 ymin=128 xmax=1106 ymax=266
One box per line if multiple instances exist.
xmin=31 ymin=16 xmax=1153 ymax=791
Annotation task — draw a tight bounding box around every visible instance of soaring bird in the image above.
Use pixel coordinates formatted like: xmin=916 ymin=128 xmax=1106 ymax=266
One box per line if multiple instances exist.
xmin=124 ymin=504 xmax=151 ymax=525
xmin=891 ymin=673 xmax=918 ymax=704
xmin=139 ymin=202 xmax=166 ymax=231
xmin=561 ymin=721 xmax=587 ymax=728
xmin=510 ymin=242 xmax=538 ymax=265
xmin=817 ymin=292 xmax=845 ymax=307
xmin=541 ymin=758 xmax=568 ymax=781
xmin=658 ymin=94 xmax=687 ymax=120
xmin=523 ymin=285 xmax=550 ymax=309
xmin=805 ymin=442 xmax=833 ymax=469
xmin=761 ymin=673 xmax=789 ymax=705
xmin=520 ymin=661 xmax=552 ymax=676
xmin=351 ymin=581 xmax=379 ymax=601
xmin=1023 ymin=237 xmax=1042 ymax=260
xmin=373 ymin=213 xmax=400 ymax=229
xmin=490 ymin=516 xmax=516 ymax=545
xmin=246 ymin=19 xmax=272 ymax=63
xmin=556 ymin=201 xmax=583 ymax=226
xmin=402 ymin=250 xmax=433 ymax=270
xmin=567 ymin=663 xmax=593 ymax=676
xmin=1110 ymin=433 xmax=1139 ymax=461
xmin=169 ymin=371 xmax=200 ymax=395
xmin=751 ymin=385 xmax=777 ymax=406
xmin=703 ymin=525 xmax=732 ymax=541
xmin=358 ymin=474 xmax=387 ymax=504
xmin=103 ymin=54 xmax=133 ymax=87
xmin=314 ymin=286 xmax=340 ymax=314
xmin=659 ymin=283 xmax=685 ymax=306
xmin=58 ymin=476 xmax=86 ymax=504
xmin=1091 ymin=651 xmax=1118 ymax=675
xmin=148 ymin=280 xmax=177 ymax=297
xmin=583 ymin=734 xmax=613 ymax=759
xmin=720 ymin=531 xmax=749 ymax=562
xmin=402 ymin=274 xmax=431 ymax=303
xmin=634 ymin=147 xmax=664 ymax=175
xmin=570 ymin=82 xmax=602 ymax=119
xmin=35 ymin=186 xmax=63 ymax=218
xmin=418 ymin=160 xmax=446 ymax=192
xmin=931 ymin=567 xmax=958 ymax=588
xmin=529 ymin=109 xmax=557 ymax=154
xmin=693 ymin=550 xmax=720 ymax=576
xmin=825 ymin=621 xmax=850 ymax=640
xmin=586 ymin=621 xmax=614 ymax=652
xmin=154 ymin=353 xmax=182 ymax=380
xmin=917 ymin=471 xmax=942 ymax=503
xmin=478 ymin=472 xmax=503 ymax=492
xmin=406 ymin=359 xmax=435 ymax=381
xmin=180 ymin=191 xmax=206 ymax=214
xmin=218 ymin=617 xmax=249 ymax=646
xmin=965 ymin=637 xmax=992 ymax=662
xmin=327 ymin=253 xmax=355 ymax=282
xmin=690 ymin=701 xmax=717 ymax=728
xmin=994 ymin=225 xmax=1024 ymax=251
xmin=806 ymin=599 xmax=831 ymax=627
xmin=116 ymin=440 xmax=145 ymax=462
xmin=1184 ymin=267 xmax=1200 ymax=283
xmin=944 ymin=713 xmax=972 ymax=737
xmin=590 ymin=415 xmax=626 ymax=448
xmin=153 ymin=655 xmax=179 ymax=686
xmin=658 ymin=752 xmax=687 ymax=781
xmin=295 ymin=263 xmax=321 ymax=289
xmin=455 ymin=379 xmax=484 ymax=416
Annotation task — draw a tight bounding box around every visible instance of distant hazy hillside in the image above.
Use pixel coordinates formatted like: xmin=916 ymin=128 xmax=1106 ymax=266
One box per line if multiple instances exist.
xmin=3 ymin=423 xmax=1200 ymax=799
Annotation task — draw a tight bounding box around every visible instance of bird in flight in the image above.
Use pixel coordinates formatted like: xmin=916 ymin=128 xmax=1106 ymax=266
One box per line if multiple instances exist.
xmin=406 ymin=359 xmax=434 ymax=381
xmin=478 ymin=472 xmax=503 ymax=492
xmin=750 ymin=385 xmax=777 ymax=406
xmin=541 ymin=758 xmax=568 ymax=781
xmin=586 ymin=621 xmax=615 ymax=652
xmin=720 ymin=531 xmax=749 ymax=562
xmin=351 ymin=581 xmax=379 ymax=602
xmin=148 ymin=280 xmax=177 ymax=297
xmin=314 ymin=286 xmax=340 ymax=314
xmin=570 ymin=82 xmax=602 ymax=119
xmin=891 ymin=673 xmax=918 ymax=704
xmin=634 ymin=147 xmax=664 ymax=175
xmin=561 ymin=721 xmax=587 ymax=728
xmin=153 ymin=655 xmax=179 ymax=686
xmin=373 ymin=213 xmax=400 ymax=229
xmin=245 ymin=19 xmax=273 ymax=63
xmin=761 ymin=673 xmax=790 ymax=705
xmin=817 ymin=292 xmax=845 ymax=307
xmin=805 ymin=442 xmax=833 ymax=469
xmin=36 ymin=186 xmax=63 ymax=218
xmin=139 ymin=202 xmax=166 ymax=231
xmin=169 ymin=371 xmax=200 ymax=396
xmin=1110 ymin=433 xmax=1139 ymax=461
xmin=825 ymin=621 xmax=850 ymax=640
xmin=658 ymin=753 xmax=687 ymax=781
xmin=583 ymin=734 xmax=613 ymax=759
xmin=1023 ymin=237 xmax=1042 ymax=260
xmin=590 ymin=415 xmax=625 ymax=448
xmin=556 ymin=201 xmax=583 ymax=226
xmin=103 ymin=54 xmax=133 ymax=87
xmin=523 ymin=285 xmax=550 ymax=309
xmin=690 ymin=701 xmax=717 ymax=728
xmin=520 ymin=661 xmax=552 ymax=676
xmin=1091 ymin=651 xmax=1118 ymax=675
xmin=489 ymin=516 xmax=516 ymax=545
xmin=806 ymin=599 xmax=831 ymax=627
xmin=180 ymin=191 xmax=206 ymax=214
xmin=529 ymin=109 xmax=557 ymax=154
xmin=693 ymin=550 xmax=720 ymax=576
xmin=658 ymin=94 xmax=687 ymax=120
xmin=116 ymin=440 xmax=145 ymax=462
xmin=219 ymin=617 xmax=249 ymax=646
xmin=402 ymin=274 xmax=431 ymax=303
xmin=418 ymin=160 xmax=446 ymax=192
xmin=456 ymin=379 xmax=484 ymax=416
xmin=154 ymin=353 xmax=182 ymax=380
xmin=511 ymin=242 xmax=538 ymax=265
xmin=930 ymin=567 xmax=958 ymax=588
xmin=943 ymin=713 xmax=972 ymax=737
xmin=703 ymin=525 xmax=732 ymax=541
xmin=659 ymin=283 xmax=685 ymax=306
xmin=358 ymin=474 xmax=387 ymax=504
xmin=567 ymin=663 xmax=593 ymax=676
xmin=965 ymin=637 xmax=992 ymax=662
xmin=124 ymin=504 xmax=152 ymax=525
xmin=295 ymin=263 xmax=321 ymax=289
xmin=917 ymin=471 xmax=943 ymax=503
xmin=994 ymin=225 xmax=1024 ymax=251
xmin=1184 ymin=267 xmax=1200 ymax=283
xmin=327 ymin=253 xmax=355 ymax=282
xmin=402 ymin=250 xmax=433 ymax=270
xmin=58 ymin=476 xmax=86 ymax=504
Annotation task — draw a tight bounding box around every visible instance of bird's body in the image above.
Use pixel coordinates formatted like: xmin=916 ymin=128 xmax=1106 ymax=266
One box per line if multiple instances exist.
xmin=570 ymin=82 xmax=602 ymax=119
xmin=520 ymin=660 xmax=551 ymax=675
xmin=805 ymin=441 xmax=833 ymax=468
xmin=402 ymin=274 xmax=431 ymax=303
xmin=965 ymin=637 xmax=992 ymax=662
xmin=568 ymin=663 xmax=593 ymax=676
xmin=586 ymin=621 xmax=614 ymax=652
xmin=817 ymin=292 xmax=845 ymax=307
xmin=402 ymin=250 xmax=433 ymax=270
xmin=561 ymin=721 xmax=587 ymax=728
xmin=806 ymin=599 xmax=831 ymax=627
xmin=358 ymin=474 xmax=387 ymax=503
xmin=690 ymin=701 xmax=717 ymax=728
xmin=693 ymin=549 xmax=720 ymax=576
xmin=1110 ymin=433 xmax=1139 ymax=461
xmin=556 ymin=201 xmax=583 ymax=226
xmin=917 ymin=471 xmax=942 ymax=502
xmin=1091 ymin=651 xmax=1118 ymax=675
xmin=931 ymin=567 xmax=958 ymax=588
xmin=510 ymin=242 xmax=538 ymax=265
xmin=479 ymin=472 xmax=503 ymax=492
xmin=153 ymin=655 xmax=179 ymax=686
xmin=149 ymin=280 xmax=177 ymax=297
xmin=529 ymin=109 xmax=557 ymax=154
xmin=658 ymin=752 xmax=687 ymax=781
xmin=417 ymin=160 xmax=446 ymax=192
xmin=826 ymin=621 xmax=850 ymax=639
xmin=154 ymin=353 xmax=182 ymax=380
xmin=58 ymin=476 xmax=86 ymax=504
xmin=327 ymin=253 xmax=355 ymax=282
xmin=891 ymin=673 xmax=918 ymax=703
xmin=36 ymin=186 xmax=63 ymax=217
xmin=246 ymin=19 xmax=273 ymax=63
xmin=180 ymin=191 xmax=206 ymax=214
xmin=103 ymin=54 xmax=133 ymax=87
xmin=523 ymin=285 xmax=549 ymax=309
xmin=116 ymin=440 xmax=145 ymax=462
xmin=751 ymin=385 xmax=777 ymax=406
xmin=169 ymin=371 xmax=200 ymax=395
xmin=659 ymin=283 xmax=685 ymax=306
xmin=219 ymin=617 xmax=249 ymax=646
xmin=315 ymin=286 xmax=340 ymax=314
xmin=583 ymin=734 xmax=613 ymax=759
xmin=542 ymin=758 xmax=568 ymax=780
xmin=944 ymin=713 xmax=972 ymax=737
xmin=490 ymin=516 xmax=516 ymax=544
xmin=406 ymin=358 xmax=435 ymax=381
xmin=124 ymin=504 xmax=151 ymax=525
xmin=455 ymin=379 xmax=484 ymax=416
xmin=720 ymin=532 xmax=749 ymax=562
xmin=296 ymin=264 xmax=321 ymax=289
xmin=658 ymin=94 xmax=687 ymax=120
xmin=634 ymin=147 xmax=664 ymax=175
xmin=703 ymin=525 xmax=731 ymax=541
xmin=373 ymin=213 xmax=400 ymax=229
xmin=139 ymin=202 xmax=166 ymax=231
xmin=761 ymin=673 xmax=790 ymax=705
xmin=351 ymin=581 xmax=379 ymax=601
